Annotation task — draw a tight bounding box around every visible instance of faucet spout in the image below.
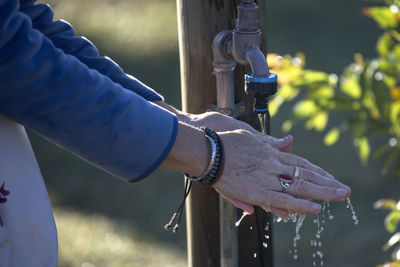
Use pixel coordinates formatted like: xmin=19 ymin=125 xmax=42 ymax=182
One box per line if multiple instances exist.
xmin=245 ymin=45 xmax=270 ymax=77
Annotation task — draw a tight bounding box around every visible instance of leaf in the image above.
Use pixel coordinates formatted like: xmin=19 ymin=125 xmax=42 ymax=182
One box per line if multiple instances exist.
xmin=356 ymin=137 xmax=371 ymax=164
xmin=324 ymin=127 xmax=340 ymax=146
xmin=282 ymin=120 xmax=293 ymax=132
xmin=368 ymin=7 xmax=398 ymax=29
xmin=293 ymin=100 xmax=317 ymax=118
xmin=374 ymin=199 xmax=398 ymax=210
xmin=385 ymin=210 xmax=400 ymax=233
xmin=377 ymin=32 xmax=394 ymax=57
xmin=384 ymin=232 xmax=400 ymax=251
xmin=308 ymin=86 xmax=335 ymax=99
xmin=268 ymin=99 xmax=280 ymax=117
xmin=292 ymin=70 xmax=329 ymax=87
xmin=277 ymin=84 xmax=300 ymax=101
xmin=305 ymin=112 xmax=328 ymax=131
xmin=341 ymin=77 xmax=362 ymax=99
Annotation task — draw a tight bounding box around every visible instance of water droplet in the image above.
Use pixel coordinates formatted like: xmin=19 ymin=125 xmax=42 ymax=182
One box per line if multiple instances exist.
xmin=318 ymin=242 xmax=322 ymax=247
xmin=277 ymin=217 xmax=282 ymax=223
xmin=264 ymin=221 xmax=270 ymax=231
xmin=235 ymin=212 xmax=248 ymax=227
xmin=263 ymin=242 xmax=268 ymax=248
xmin=291 ymin=214 xmax=305 ymax=261
xmin=253 ymin=253 xmax=257 ymax=258
xmin=265 ymin=235 xmax=270 ymax=239
xmin=250 ymin=226 xmax=253 ymax=230
xmin=346 ymin=197 xmax=359 ymax=226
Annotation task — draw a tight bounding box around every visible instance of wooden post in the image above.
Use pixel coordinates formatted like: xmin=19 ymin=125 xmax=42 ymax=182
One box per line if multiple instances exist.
xmin=177 ymin=1 xmax=273 ymax=266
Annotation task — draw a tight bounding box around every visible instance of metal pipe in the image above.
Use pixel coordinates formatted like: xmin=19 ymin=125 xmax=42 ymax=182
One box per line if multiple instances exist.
xmin=212 ymin=30 xmax=239 ymax=267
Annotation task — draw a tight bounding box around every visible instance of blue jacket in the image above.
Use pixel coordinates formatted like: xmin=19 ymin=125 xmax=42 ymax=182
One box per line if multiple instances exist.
xmin=0 ymin=0 xmax=178 ymax=181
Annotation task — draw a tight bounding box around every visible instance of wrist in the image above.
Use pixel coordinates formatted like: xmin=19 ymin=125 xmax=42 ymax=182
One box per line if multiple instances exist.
xmin=161 ymin=121 xmax=210 ymax=177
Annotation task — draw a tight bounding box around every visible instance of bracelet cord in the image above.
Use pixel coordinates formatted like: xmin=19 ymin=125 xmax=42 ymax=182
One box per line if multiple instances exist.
xmin=164 ymin=126 xmax=225 ymax=233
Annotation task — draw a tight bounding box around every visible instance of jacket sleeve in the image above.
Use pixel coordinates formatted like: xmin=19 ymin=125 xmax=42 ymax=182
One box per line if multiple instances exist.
xmin=0 ymin=0 xmax=178 ymax=181
xmin=19 ymin=0 xmax=164 ymax=102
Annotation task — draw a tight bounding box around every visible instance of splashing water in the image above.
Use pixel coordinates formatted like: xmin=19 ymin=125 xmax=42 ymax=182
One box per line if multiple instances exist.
xmin=310 ymin=213 xmax=325 ymax=266
xmin=324 ymin=201 xmax=335 ymax=221
xmin=346 ymin=197 xmax=359 ymax=225
xmin=235 ymin=212 xmax=248 ymax=227
xmin=292 ymin=214 xmax=306 ymax=260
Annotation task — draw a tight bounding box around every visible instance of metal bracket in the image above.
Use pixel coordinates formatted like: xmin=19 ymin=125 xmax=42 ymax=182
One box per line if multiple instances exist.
xmin=205 ymin=101 xmax=246 ymax=118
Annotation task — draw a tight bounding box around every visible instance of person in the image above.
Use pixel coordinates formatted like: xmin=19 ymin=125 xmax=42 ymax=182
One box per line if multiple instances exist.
xmin=0 ymin=0 xmax=351 ymax=264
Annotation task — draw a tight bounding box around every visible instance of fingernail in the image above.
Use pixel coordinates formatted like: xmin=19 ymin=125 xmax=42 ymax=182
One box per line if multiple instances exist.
xmin=336 ymin=188 xmax=347 ymax=197
xmin=312 ymin=203 xmax=321 ymax=211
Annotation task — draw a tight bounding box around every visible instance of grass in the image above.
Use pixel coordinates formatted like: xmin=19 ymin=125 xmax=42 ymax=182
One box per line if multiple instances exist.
xmin=55 ymin=209 xmax=186 ymax=267
xmin=46 ymin=0 xmax=178 ymax=57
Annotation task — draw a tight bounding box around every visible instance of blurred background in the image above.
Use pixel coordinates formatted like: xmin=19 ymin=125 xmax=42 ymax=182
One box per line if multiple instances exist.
xmin=31 ymin=0 xmax=398 ymax=266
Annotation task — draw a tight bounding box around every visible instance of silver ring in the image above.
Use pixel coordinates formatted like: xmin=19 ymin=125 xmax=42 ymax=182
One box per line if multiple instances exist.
xmin=293 ymin=166 xmax=300 ymax=179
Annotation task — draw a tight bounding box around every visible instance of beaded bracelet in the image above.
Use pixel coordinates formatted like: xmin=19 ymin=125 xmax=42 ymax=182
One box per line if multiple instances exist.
xmin=164 ymin=126 xmax=225 ymax=233
xmin=185 ymin=126 xmax=224 ymax=185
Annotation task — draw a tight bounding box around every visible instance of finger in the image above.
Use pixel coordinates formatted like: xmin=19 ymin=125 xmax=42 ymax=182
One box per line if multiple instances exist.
xmin=227 ymin=197 xmax=255 ymax=214
xmin=260 ymin=203 xmax=289 ymax=218
xmin=262 ymin=191 xmax=322 ymax=214
xmin=272 ymin=135 xmax=293 ymax=153
xmin=288 ymin=166 xmax=349 ymax=190
xmin=270 ymin=207 xmax=289 ymax=218
xmin=278 ymin=152 xmax=336 ymax=180
xmin=286 ymin=178 xmax=351 ymax=202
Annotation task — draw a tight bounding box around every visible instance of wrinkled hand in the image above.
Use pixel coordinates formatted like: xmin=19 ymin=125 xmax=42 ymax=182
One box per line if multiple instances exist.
xmin=192 ymin=112 xmax=299 ymax=216
xmin=211 ymin=129 xmax=351 ymax=218
xmin=191 ymin=111 xmax=292 ymax=151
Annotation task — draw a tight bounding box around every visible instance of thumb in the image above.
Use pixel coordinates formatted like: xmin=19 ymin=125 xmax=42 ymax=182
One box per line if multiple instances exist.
xmin=273 ymin=135 xmax=294 ymax=153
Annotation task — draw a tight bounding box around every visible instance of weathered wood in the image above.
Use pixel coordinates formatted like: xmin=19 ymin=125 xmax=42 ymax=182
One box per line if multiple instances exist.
xmin=177 ymin=1 xmax=273 ymax=266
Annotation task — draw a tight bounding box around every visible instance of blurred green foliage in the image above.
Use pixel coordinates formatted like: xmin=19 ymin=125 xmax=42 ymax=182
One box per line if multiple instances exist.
xmin=270 ymin=0 xmax=400 ymax=177
xmin=374 ymin=199 xmax=400 ymax=266
xmin=269 ymin=1 xmax=400 ymax=265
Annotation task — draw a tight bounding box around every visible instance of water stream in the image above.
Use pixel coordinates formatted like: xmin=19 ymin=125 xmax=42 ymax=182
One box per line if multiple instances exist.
xmin=233 ymin=113 xmax=360 ymax=266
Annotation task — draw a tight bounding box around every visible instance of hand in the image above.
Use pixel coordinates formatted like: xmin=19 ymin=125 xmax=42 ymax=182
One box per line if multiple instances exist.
xmin=155 ymin=102 xmax=351 ymax=217
xmin=212 ymin=129 xmax=351 ymax=218
xmin=193 ymin=112 xmax=295 ymax=215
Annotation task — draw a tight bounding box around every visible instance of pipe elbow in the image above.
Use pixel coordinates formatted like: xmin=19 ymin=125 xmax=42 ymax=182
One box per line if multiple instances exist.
xmin=245 ymin=45 xmax=270 ymax=77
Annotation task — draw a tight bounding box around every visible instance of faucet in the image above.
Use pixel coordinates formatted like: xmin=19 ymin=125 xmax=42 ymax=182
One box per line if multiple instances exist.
xmin=232 ymin=0 xmax=277 ymax=115
xmin=212 ymin=0 xmax=277 ymax=117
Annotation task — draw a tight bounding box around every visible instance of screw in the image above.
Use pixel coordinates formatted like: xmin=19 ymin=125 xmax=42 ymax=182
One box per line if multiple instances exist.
xmin=239 ymin=105 xmax=246 ymax=113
